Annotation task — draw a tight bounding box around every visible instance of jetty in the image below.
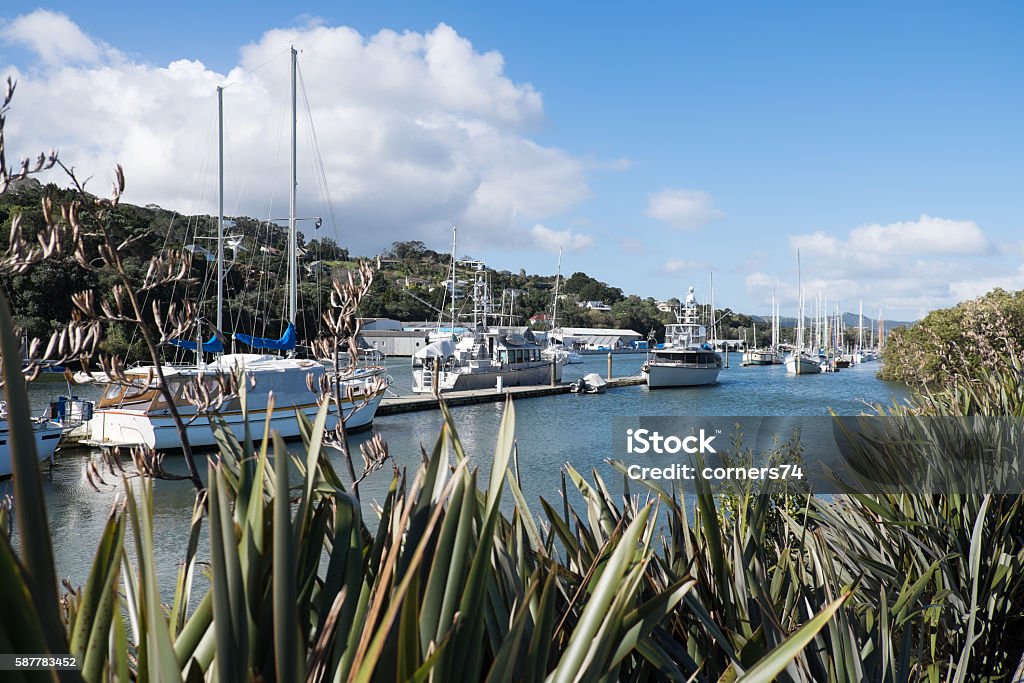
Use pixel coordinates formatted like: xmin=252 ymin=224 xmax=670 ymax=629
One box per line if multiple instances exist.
xmin=378 ymin=375 xmax=645 ymax=415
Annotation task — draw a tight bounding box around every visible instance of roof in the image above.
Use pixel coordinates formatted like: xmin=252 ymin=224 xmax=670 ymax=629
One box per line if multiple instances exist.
xmin=558 ymin=327 xmax=644 ymax=338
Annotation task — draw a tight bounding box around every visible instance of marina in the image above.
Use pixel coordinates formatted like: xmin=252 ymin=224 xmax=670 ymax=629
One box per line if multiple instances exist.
xmin=7 ymin=352 xmax=909 ymax=595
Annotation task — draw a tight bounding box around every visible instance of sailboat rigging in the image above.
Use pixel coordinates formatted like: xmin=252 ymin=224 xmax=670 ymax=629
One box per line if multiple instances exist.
xmin=84 ymin=47 xmax=387 ymax=450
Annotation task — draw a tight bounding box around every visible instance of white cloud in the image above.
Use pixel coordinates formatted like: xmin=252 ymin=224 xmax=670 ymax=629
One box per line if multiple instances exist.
xmin=948 ymin=265 xmax=1024 ymax=302
xmin=1 ymin=10 xmax=108 ymax=65
xmin=791 ymin=215 xmax=990 ymax=261
xmin=659 ymin=258 xmax=704 ymax=275
xmin=0 ymin=17 xmax=590 ymax=256
xmin=767 ymin=215 xmax=1007 ymax=317
xmin=646 ymin=189 xmax=722 ymax=230
xmin=529 ymin=224 xmax=594 ymax=252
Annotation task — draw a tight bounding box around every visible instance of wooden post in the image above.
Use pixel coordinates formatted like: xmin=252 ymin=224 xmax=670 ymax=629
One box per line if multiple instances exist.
xmin=432 ymin=366 xmax=439 ymax=396
xmin=550 ymin=358 xmax=556 ymax=386
xmin=607 ymin=352 xmax=613 ymax=380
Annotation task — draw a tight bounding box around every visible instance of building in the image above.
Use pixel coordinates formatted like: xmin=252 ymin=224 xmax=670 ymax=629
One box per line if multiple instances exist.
xmin=555 ymin=327 xmax=644 ymax=351
xmin=577 ymin=300 xmax=612 ymax=312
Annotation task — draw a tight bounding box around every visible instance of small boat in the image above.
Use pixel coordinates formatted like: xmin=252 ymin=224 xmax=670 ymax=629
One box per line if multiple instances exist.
xmin=570 ymin=373 xmax=607 ymax=394
xmin=542 ymin=345 xmax=583 ymax=365
xmin=0 ymin=401 xmax=62 ymax=479
xmin=785 ymin=352 xmax=823 ymax=375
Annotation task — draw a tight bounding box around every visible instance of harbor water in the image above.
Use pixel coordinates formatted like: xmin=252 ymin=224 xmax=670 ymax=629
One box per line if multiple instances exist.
xmin=6 ymin=353 xmax=908 ymax=595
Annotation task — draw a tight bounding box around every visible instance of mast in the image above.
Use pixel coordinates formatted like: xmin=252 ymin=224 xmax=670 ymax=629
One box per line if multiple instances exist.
xmin=450 ymin=226 xmax=457 ymax=333
xmin=216 ymin=85 xmax=224 ymax=335
xmin=288 ymin=46 xmax=298 ymax=331
xmin=551 ymin=247 xmax=562 ymax=332
xmin=796 ymin=250 xmax=803 ymax=353
xmin=858 ymin=299 xmax=863 ymax=352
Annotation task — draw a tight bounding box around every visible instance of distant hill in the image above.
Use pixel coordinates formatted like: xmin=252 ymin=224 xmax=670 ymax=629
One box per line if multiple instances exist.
xmin=751 ymin=313 xmax=914 ymax=334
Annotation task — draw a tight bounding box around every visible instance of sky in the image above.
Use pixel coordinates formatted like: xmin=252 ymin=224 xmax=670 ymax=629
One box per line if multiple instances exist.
xmin=0 ymin=2 xmax=1022 ymax=320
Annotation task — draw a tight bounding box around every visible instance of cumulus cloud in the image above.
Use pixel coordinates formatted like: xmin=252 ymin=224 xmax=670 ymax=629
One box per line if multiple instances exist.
xmin=1 ymin=10 xmax=108 ymax=65
xmin=529 ymin=224 xmax=594 ymax=252
xmin=791 ymin=215 xmax=991 ymax=262
xmin=760 ymin=215 xmax=1008 ymax=317
xmin=646 ymin=189 xmax=722 ymax=230
xmin=0 ymin=16 xmax=590 ymax=255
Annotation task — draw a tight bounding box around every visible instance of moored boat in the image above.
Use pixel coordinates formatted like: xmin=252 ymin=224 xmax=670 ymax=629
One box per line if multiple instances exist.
xmin=83 ymin=355 xmax=385 ymax=450
xmin=642 ymin=286 xmax=722 ymax=388
xmin=0 ymin=401 xmax=62 ymax=478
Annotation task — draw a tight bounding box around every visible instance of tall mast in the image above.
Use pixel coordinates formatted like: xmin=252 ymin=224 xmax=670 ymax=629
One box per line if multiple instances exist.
xmin=858 ymin=299 xmax=863 ymax=351
xmin=709 ymin=272 xmax=715 ymax=345
xmin=450 ymin=226 xmax=457 ymax=332
xmin=796 ymin=250 xmax=802 ymax=352
xmin=288 ymin=46 xmax=298 ymax=330
xmin=216 ymin=85 xmax=225 ymax=335
xmin=552 ymin=248 xmax=562 ymax=330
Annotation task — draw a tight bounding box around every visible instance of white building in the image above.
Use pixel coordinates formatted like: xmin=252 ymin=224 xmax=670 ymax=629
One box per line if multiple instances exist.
xmin=555 ymin=327 xmax=644 ymax=350
xmin=578 ymin=300 xmax=612 ymax=312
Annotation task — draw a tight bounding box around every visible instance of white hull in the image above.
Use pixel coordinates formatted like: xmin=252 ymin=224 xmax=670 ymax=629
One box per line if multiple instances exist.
xmin=542 ymin=347 xmax=583 ymax=365
xmin=85 ymin=390 xmax=383 ymax=451
xmin=785 ymin=355 xmax=822 ymax=375
xmin=643 ymin=363 xmax=721 ymax=388
xmin=414 ymin=362 xmax=560 ymax=393
xmin=0 ymin=419 xmax=63 ymax=478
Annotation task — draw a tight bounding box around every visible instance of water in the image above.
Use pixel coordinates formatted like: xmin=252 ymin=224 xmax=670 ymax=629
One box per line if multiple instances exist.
xmin=4 ymin=353 xmax=909 ymax=594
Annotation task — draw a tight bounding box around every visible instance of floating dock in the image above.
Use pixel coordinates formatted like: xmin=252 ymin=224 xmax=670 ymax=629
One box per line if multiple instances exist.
xmin=377 ymin=375 xmax=645 ymax=415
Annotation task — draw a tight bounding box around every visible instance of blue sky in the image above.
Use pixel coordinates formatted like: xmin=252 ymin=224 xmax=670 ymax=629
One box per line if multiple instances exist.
xmin=1 ymin=2 xmax=1022 ymax=320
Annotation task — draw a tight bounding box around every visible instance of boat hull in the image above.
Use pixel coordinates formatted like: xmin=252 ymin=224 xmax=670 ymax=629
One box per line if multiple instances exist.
xmin=742 ymin=350 xmax=782 ymax=365
xmin=84 ymin=390 xmax=384 ymax=451
xmin=643 ymin=363 xmax=721 ymax=388
xmin=785 ymin=356 xmax=822 ymax=375
xmin=413 ymin=362 xmax=560 ymax=393
xmin=0 ymin=420 xmax=63 ymax=478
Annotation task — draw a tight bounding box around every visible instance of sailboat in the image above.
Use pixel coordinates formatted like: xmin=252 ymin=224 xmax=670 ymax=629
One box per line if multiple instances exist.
xmin=742 ymin=290 xmax=784 ymax=365
xmin=541 ymin=249 xmax=582 ymax=365
xmin=84 ymin=48 xmax=387 ymax=450
xmin=785 ymin=252 xmax=821 ymax=375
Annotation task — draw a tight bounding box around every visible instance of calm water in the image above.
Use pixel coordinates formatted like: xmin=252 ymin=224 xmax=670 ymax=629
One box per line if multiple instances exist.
xmin=5 ymin=353 xmax=909 ymax=593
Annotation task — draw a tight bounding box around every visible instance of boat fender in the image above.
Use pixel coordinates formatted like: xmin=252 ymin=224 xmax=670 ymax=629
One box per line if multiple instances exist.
xmin=641 ymin=362 xmax=650 ymax=373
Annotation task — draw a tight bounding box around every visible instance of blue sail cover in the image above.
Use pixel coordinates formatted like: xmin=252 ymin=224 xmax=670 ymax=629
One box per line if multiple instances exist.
xmin=169 ymin=334 xmax=225 ymax=353
xmin=234 ymin=322 xmax=296 ymax=351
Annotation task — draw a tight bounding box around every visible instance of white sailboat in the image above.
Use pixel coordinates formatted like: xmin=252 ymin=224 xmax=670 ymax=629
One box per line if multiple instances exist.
xmin=541 ymin=248 xmax=582 ymax=365
xmin=785 ymin=252 xmax=821 ymax=375
xmin=742 ymin=290 xmax=784 ymax=365
xmin=642 ymin=286 xmax=722 ymax=388
xmin=84 ymin=48 xmax=387 ymax=450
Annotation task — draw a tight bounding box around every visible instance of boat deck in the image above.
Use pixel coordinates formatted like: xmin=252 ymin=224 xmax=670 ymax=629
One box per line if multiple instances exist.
xmin=377 ymin=375 xmax=645 ymax=415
